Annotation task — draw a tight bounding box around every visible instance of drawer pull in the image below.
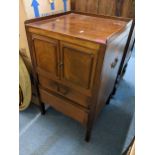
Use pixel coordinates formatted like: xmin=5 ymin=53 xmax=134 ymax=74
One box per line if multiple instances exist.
xmin=111 ymin=58 xmax=118 ymax=69
xmin=59 ymin=86 xmax=69 ymax=95
xmin=49 ymin=81 xmax=59 ymax=91
xmin=58 ymin=62 xmax=64 ymax=68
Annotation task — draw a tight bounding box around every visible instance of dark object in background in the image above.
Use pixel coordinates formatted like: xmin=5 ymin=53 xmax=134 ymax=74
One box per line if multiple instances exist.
xmin=19 ymin=85 xmax=23 ymax=106
xmin=19 ymin=54 xmax=32 ymax=111
xmin=71 ymin=0 xmax=135 ymax=18
xmin=19 ymin=51 xmax=40 ymax=106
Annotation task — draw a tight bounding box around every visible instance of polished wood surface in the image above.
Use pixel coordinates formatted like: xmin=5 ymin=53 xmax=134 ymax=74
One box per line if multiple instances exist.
xmin=27 ymin=13 xmax=128 ymax=44
xmin=25 ymin=12 xmax=132 ymax=141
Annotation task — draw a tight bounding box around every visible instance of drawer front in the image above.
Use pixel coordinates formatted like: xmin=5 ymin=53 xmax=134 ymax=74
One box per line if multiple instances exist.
xmin=38 ymin=76 xmax=58 ymax=92
xmin=57 ymin=84 xmax=90 ymax=108
xmin=39 ymin=88 xmax=88 ymax=125
xmin=38 ymin=76 xmax=90 ymax=108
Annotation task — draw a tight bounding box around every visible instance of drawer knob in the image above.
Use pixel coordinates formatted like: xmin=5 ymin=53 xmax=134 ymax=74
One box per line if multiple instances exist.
xmin=111 ymin=58 xmax=118 ymax=69
xmin=59 ymin=86 xmax=69 ymax=95
xmin=58 ymin=62 xmax=64 ymax=68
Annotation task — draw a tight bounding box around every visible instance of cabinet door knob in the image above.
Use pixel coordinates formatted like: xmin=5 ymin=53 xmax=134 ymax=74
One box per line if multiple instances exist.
xmin=58 ymin=62 xmax=64 ymax=68
xmin=111 ymin=58 xmax=118 ymax=69
xmin=59 ymin=86 xmax=69 ymax=95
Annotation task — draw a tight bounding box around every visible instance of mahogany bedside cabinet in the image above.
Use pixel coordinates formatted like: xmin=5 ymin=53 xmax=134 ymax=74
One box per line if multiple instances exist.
xmin=25 ymin=11 xmax=133 ymax=142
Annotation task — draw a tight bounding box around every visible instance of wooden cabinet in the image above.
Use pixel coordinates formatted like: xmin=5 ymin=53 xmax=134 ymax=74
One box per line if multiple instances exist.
xmin=25 ymin=12 xmax=132 ymax=141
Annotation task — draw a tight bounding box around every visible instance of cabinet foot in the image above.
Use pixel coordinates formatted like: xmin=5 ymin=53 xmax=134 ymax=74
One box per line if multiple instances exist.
xmin=85 ymin=129 xmax=91 ymax=142
xmin=121 ymin=64 xmax=128 ymax=78
xmin=111 ymin=86 xmax=117 ymax=96
xmin=40 ymin=102 xmax=46 ymax=115
xmin=106 ymin=94 xmax=112 ymax=105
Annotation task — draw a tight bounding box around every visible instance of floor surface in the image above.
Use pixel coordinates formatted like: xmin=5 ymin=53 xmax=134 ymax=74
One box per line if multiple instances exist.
xmin=19 ymin=48 xmax=135 ymax=155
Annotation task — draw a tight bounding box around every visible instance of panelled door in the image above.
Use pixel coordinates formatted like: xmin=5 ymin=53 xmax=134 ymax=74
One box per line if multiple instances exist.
xmin=31 ymin=35 xmax=97 ymax=95
xmin=32 ymin=35 xmax=59 ymax=80
xmin=60 ymin=41 xmax=97 ymax=93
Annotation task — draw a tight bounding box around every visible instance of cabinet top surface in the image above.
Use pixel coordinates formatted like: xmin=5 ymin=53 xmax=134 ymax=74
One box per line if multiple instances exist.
xmin=27 ymin=13 xmax=128 ymax=44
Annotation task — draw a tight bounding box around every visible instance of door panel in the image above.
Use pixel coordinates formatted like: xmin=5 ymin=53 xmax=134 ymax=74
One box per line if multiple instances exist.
xmin=32 ymin=35 xmax=59 ymax=79
xmin=60 ymin=42 xmax=97 ymax=90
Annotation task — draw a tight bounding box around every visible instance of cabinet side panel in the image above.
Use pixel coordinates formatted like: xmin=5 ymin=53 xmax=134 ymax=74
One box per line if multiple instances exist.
xmin=118 ymin=21 xmax=135 ymax=78
xmin=95 ymin=28 xmax=130 ymax=116
xmin=122 ymin=27 xmax=135 ymax=69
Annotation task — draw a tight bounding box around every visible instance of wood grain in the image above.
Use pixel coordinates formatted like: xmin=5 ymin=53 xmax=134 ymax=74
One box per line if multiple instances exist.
xmin=27 ymin=13 xmax=127 ymax=44
xmin=71 ymin=0 xmax=135 ymax=18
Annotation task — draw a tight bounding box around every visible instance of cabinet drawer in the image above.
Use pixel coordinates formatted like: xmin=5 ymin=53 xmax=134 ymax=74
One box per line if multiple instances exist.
xmin=57 ymin=84 xmax=90 ymax=108
xmin=39 ymin=88 xmax=88 ymax=125
xmin=38 ymin=76 xmax=58 ymax=92
xmin=38 ymin=76 xmax=90 ymax=108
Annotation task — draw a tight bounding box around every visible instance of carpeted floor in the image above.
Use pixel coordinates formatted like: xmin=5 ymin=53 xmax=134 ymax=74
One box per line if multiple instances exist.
xmin=19 ymin=48 xmax=135 ymax=155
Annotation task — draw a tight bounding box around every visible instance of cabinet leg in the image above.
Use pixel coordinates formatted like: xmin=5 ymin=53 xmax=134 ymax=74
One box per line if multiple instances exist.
xmin=85 ymin=128 xmax=92 ymax=142
xmin=131 ymin=40 xmax=135 ymax=52
xmin=40 ymin=102 xmax=46 ymax=115
xmin=121 ymin=64 xmax=128 ymax=78
xmin=111 ymin=85 xmax=117 ymax=96
xmin=106 ymin=94 xmax=112 ymax=105
xmin=33 ymin=77 xmax=46 ymax=115
xmin=85 ymin=111 xmax=95 ymax=142
xmin=107 ymin=85 xmax=118 ymax=105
